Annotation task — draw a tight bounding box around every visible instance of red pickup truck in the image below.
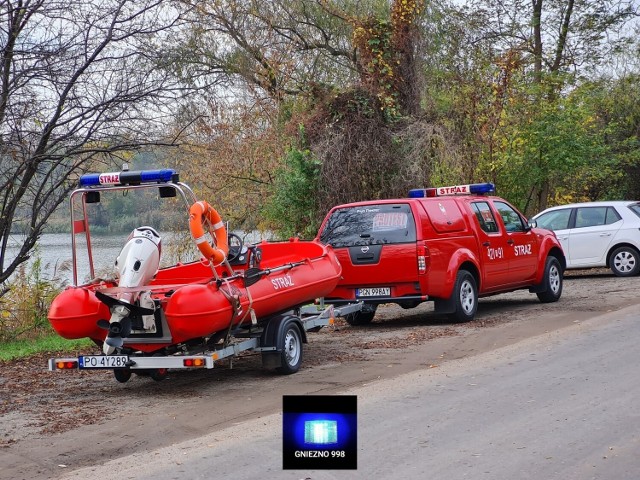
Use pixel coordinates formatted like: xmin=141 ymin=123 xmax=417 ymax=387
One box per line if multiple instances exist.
xmin=316 ymin=183 xmax=566 ymax=324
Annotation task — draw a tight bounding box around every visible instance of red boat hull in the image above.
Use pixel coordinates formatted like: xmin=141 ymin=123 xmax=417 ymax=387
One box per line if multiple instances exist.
xmin=48 ymin=239 xmax=341 ymax=352
xmin=48 ymin=288 xmax=111 ymax=340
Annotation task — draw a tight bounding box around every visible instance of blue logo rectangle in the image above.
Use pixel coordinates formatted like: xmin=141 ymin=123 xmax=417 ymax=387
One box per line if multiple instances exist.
xmin=283 ymin=395 xmax=357 ymax=470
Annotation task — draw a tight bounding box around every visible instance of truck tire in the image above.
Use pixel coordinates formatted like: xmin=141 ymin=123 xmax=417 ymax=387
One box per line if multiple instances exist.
xmin=150 ymin=368 xmax=169 ymax=381
xmin=609 ymin=246 xmax=640 ymax=277
xmin=344 ymin=304 xmax=377 ymax=326
xmin=276 ymin=322 xmax=303 ymax=374
xmin=536 ymin=256 xmax=563 ymax=303
xmin=448 ymin=270 xmax=477 ymax=322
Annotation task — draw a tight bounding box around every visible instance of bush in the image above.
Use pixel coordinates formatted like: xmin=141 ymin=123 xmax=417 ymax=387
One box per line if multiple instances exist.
xmin=0 ymin=251 xmax=68 ymax=342
xmin=262 ymin=147 xmax=321 ymax=239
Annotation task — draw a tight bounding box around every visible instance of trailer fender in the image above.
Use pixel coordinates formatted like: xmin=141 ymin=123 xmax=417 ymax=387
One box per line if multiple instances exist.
xmin=260 ymin=314 xmax=307 ymax=372
xmin=261 ymin=313 xmax=308 ymax=349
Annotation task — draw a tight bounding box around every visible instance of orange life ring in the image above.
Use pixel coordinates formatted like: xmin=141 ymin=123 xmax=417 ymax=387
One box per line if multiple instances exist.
xmin=189 ymin=201 xmax=229 ymax=264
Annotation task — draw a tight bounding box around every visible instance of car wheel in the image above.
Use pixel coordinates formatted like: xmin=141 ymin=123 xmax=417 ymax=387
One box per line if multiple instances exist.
xmin=448 ymin=270 xmax=477 ymax=322
xmin=609 ymin=246 xmax=640 ymax=277
xmin=536 ymin=256 xmax=563 ymax=303
xmin=344 ymin=304 xmax=377 ymax=326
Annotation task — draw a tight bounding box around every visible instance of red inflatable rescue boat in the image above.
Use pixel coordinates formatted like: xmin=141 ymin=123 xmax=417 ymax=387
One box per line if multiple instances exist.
xmin=47 ymin=168 xmax=342 ymax=361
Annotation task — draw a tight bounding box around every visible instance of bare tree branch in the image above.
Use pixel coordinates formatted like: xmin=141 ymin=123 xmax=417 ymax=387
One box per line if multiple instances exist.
xmin=0 ymin=0 xmax=191 ymax=283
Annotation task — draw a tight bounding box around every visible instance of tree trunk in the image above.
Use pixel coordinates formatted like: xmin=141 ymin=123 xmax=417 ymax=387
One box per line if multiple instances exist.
xmin=532 ymin=0 xmax=543 ymax=85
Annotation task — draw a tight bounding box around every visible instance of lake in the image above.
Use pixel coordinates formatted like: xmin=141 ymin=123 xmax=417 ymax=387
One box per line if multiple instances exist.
xmin=4 ymin=230 xmax=274 ymax=286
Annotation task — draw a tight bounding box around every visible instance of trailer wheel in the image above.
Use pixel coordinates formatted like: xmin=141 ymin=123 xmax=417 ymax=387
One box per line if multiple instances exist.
xmin=276 ymin=323 xmax=303 ymax=375
xmin=113 ymin=369 xmax=132 ymax=383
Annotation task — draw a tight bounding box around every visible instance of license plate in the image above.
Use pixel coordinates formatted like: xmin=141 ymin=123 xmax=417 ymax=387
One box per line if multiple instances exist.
xmin=79 ymin=355 xmax=129 ymax=369
xmin=356 ymin=287 xmax=390 ymax=297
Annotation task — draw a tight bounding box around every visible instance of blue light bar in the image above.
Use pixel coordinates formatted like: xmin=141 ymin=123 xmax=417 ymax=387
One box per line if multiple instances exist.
xmin=79 ymin=169 xmax=178 ymax=187
xmin=408 ymin=189 xmax=427 ymax=198
xmin=409 ymin=182 xmax=495 ymax=198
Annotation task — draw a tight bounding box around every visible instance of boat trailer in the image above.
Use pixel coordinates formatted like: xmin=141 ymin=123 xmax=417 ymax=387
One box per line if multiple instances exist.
xmin=49 ymin=303 xmax=362 ymax=383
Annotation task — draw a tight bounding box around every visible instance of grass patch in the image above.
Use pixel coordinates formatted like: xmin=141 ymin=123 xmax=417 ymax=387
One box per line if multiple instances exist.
xmin=0 ymin=335 xmax=94 ymax=362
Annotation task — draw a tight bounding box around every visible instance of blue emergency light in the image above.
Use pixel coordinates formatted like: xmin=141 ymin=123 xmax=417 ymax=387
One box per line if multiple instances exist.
xmin=409 ymin=182 xmax=495 ymax=198
xmin=79 ymin=169 xmax=178 ymax=187
xmin=304 ymin=420 xmax=338 ymax=445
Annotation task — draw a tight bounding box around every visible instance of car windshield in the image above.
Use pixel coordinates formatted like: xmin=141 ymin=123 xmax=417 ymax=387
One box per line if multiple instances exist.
xmin=628 ymin=203 xmax=640 ymax=219
xmin=319 ymin=204 xmax=416 ymax=247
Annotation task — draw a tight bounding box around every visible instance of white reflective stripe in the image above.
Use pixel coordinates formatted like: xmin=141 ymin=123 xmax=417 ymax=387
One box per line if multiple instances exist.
xmin=212 ymin=221 xmax=224 ymax=230
xmin=194 ymin=235 xmax=207 ymax=245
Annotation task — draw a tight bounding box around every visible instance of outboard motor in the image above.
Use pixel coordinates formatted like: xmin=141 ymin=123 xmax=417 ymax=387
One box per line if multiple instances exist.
xmin=115 ymin=226 xmax=162 ymax=295
xmin=98 ymin=227 xmax=161 ymax=354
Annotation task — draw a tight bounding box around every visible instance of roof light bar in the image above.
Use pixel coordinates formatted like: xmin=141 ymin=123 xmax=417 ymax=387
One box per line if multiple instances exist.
xmin=409 ymin=182 xmax=495 ymax=198
xmin=79 ymin=169 xmax=178 ymax=187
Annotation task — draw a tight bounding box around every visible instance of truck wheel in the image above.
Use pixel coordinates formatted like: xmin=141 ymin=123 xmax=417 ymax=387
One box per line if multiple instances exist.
xmin=276 ymin=323 xmax=303 ymax=375
xmin=536 ymin=256 xmax=563 ymax=303
xmin=448 ymin=270 xmax=477 ymax=322
xmin=344 ymin=304 xmax=377 ymax=326
xmin=113 ymin=369 xmax=132 ymax=383
xmin=150 ymin=368 xmax=168 ymax=382
xmin=609 ymin=246 xmax=640 ymax=277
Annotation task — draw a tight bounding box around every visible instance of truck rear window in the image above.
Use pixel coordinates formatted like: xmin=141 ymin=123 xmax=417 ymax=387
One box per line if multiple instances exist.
xmin=319 ymin=204 xmax=416 ymax=247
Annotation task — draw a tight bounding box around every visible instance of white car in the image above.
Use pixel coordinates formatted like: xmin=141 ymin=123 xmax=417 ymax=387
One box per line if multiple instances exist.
xmin=532 ymin=201 xmax=640 ymax=277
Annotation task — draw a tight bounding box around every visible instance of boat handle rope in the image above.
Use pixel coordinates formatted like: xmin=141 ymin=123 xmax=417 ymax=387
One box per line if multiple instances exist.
xmin=218 ymin=277 xmax=256 ymax=347
xmin=97 ymin=282 xmax=206 ymax=295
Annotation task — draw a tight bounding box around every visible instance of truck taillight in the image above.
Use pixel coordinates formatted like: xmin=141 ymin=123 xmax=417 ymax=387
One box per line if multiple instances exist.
xmin=417 ymin=241 xmax=429 ymax=274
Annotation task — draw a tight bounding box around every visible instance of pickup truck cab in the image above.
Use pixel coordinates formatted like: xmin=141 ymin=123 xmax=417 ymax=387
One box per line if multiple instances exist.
xmin=316 ymin=183 xmax=566 ymax=324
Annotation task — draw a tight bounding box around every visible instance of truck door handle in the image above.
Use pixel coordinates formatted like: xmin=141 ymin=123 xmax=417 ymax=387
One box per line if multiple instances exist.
xmin=507 ymin=239 xmax=514 ymax=245
xmin=483 ymin=241 xmax=490 ymax=247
